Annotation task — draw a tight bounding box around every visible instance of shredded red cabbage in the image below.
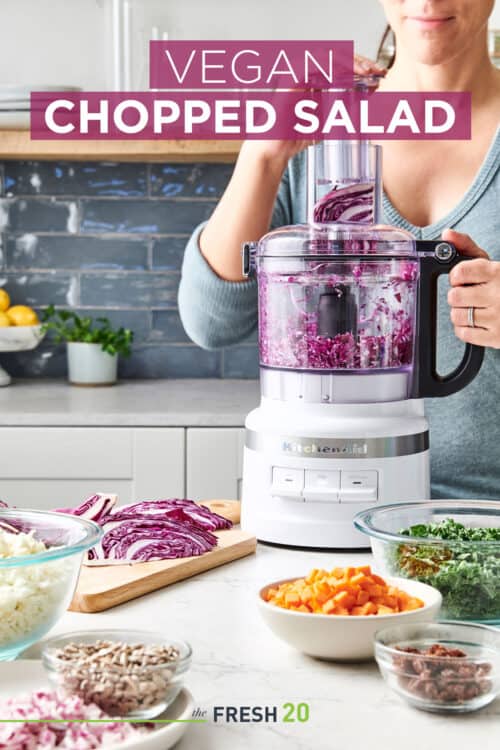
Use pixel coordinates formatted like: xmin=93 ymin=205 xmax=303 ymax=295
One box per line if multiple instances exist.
xmin=313 ymin=183 xmax=375 ymax=223
xmin=258 ymin=262 xmax=417 ymax=371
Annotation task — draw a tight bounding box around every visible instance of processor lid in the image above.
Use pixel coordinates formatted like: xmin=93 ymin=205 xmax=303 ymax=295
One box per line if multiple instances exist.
xmin=256 ymin=222 xmax=417 ymax=259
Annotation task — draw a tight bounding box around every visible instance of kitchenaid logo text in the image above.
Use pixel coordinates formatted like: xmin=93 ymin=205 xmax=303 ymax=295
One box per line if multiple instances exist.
xmin=281 ymin=440 xmax=368 ymax=456
xmin=30 ymin=41 xmax=471 ymax=141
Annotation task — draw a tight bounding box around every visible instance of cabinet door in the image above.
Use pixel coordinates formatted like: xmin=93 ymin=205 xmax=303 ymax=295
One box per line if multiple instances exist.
xmin=186 ymin=428 xmax=245 ymax=501
xmin=133 ymin=428 xmax=185 ymax=499
xmin=0 ymin=427 xmax=185 ymax=510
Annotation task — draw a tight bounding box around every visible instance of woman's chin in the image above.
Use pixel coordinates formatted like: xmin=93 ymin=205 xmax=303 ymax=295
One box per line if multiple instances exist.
xmin=405 ymin=39 xmax=464 ymax=67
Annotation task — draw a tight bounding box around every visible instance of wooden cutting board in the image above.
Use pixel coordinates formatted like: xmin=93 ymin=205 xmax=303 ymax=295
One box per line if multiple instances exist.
xmin=69 ymin=500 xmax=255 ymax=613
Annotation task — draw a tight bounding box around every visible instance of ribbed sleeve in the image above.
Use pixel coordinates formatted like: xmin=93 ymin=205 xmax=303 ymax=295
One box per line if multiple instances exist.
xmin=178 ymin=222 xmax=258 ymax=350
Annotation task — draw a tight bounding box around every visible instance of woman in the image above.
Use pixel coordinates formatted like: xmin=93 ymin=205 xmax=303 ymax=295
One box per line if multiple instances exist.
xmin=178 ymin=0 xmax=500 ymax=500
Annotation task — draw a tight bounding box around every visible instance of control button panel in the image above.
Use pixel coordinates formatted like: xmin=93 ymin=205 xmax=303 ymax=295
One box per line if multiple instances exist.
xmin=271 ymin=466 xmax=379 ymax=503
xmin=339 ymin=470 xmax=378 ymax=503
xmin=271 ymin=467 xmax=304 ymax=498
xmin=303 ymin=469 xmax=340 ymax=502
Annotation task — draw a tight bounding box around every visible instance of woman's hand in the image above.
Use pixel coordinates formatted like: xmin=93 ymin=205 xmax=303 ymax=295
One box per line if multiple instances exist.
xmin=240 ymin=55 xmax=386 ymax=167
xmin=445 ymin=228 xmax=500 ymax=349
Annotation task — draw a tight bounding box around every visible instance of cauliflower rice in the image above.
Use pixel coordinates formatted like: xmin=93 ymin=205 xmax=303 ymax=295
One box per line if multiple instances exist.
xmin=0 ymin=529 xmax=73 ymax=649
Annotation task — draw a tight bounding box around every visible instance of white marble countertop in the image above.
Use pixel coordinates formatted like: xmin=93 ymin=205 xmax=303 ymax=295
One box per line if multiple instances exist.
xmin=53 ymin=544 xmax=499 ymax=750
xmin=0 ymin=379 xmax=260 ymax=426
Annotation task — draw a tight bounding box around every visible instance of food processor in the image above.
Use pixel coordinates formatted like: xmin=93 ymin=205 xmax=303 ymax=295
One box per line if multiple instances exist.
xmin=240 ymin=138 xmax=484 ymax=549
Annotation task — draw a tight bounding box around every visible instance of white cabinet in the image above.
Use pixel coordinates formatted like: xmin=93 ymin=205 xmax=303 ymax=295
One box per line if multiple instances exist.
xmin=0 ymin=427 xmax=185 ymax=510
xmin=186 ymin=428 xmax=245 ymax=501
xmin=0 ymin=425 xmax=246 ymax=508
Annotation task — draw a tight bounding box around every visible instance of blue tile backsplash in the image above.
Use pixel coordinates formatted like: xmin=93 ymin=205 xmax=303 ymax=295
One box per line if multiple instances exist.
xmin=0 ymin=160 xmax=258 ymax=379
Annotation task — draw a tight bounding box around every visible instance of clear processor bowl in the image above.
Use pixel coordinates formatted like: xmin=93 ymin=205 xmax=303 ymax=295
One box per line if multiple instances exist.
xmin=256 ymin=223 xmax=418 ymax=381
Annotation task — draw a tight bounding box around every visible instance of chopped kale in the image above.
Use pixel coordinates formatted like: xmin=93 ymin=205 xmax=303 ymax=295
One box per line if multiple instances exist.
xmin=389 ymin=519 xmax=500 ymax=621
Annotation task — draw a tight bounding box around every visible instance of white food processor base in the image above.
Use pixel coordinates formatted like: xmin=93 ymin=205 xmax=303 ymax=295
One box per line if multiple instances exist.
xmin=241 ymin=396 xmax=430 ymax=549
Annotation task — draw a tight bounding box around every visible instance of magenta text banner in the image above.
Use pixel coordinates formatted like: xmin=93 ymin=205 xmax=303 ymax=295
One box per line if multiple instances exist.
xmin=149 ymin=41 xmax=354 ymax=89
xmin=31 ymin=91 xmax=471 ymax=141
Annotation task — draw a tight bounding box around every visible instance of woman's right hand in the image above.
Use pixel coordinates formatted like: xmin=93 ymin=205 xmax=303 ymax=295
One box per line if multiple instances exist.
xmin=239 ymin=55 xmax=386 ymax=167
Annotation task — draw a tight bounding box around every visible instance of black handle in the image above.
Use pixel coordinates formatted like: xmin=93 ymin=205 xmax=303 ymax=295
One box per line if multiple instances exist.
xmin=242 ymin=242 xmax=258 ymax=277
xmin=413 ymin=240 xmax=485 ymax=398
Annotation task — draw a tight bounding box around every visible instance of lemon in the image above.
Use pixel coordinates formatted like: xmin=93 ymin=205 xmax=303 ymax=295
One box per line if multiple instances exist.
xmin=0 ymin=289 xmax=10 ymax=312
xmin=0 ymin=311 xmax=10 ymax=327
xmin=6 ymin=305 xmax=39 ymax=326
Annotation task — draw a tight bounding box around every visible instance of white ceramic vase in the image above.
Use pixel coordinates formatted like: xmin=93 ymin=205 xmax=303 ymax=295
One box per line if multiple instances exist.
xmin=67 ymin=342 xmax=118 ymax=386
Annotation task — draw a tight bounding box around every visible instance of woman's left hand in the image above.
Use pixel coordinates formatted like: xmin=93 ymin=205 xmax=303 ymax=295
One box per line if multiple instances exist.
xmin=444 ymin=228 xmax=500 ymax=349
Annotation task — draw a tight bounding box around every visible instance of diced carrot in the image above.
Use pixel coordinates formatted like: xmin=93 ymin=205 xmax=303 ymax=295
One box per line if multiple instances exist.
xmin=405 ymin=597 xmax=424 ymax=611
xmin=356 ymin=589 xmax=370 ymax=606
xmin=264 ymin=565 xmax=424 ymax=617
xmin=330 ymin=567 xmax=346 ymax=579
xmin=367 ymin=584 xmax=384 ymax=597
xmin=301 ymin=586 xmax=313 ymax=601
xmin=355 ymin=565 xmax=372 ymax=575
xmin=349 ymin=572 xmax=368 ymax=586
xmin=359 ymin=576 xmax=375 ymax=589
xmin=333 ymin=606 xmax=350 ymax=616
xmin=377 ymin=604 xmax=395 ymax=615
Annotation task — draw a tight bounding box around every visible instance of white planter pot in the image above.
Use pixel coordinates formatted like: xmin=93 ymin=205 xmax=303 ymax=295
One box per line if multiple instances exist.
xmin=67 ymin=342 xmax=118 ymax=386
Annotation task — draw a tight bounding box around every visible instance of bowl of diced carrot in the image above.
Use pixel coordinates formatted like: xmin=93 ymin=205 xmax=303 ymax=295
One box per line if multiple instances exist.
xmin=258 ymin=565 xmax=442 ymax=661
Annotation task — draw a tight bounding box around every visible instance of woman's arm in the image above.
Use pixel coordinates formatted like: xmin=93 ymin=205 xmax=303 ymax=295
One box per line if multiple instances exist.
xmin=199 ymin=141 xmax=306 ymax=282
xmin=178 ymin=143 xmax=298 ymax=350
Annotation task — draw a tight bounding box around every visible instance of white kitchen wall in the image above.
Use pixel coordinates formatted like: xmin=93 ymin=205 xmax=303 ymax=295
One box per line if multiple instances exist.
xmin=0 ymin=0 xmax=386 ymax=90
xmin=0 ymin=0 xmax=498 ymax=90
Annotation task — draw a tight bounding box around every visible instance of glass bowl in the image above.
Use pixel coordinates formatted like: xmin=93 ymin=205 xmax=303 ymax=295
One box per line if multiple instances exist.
xmin=354 ymin=501 xmax=500 ymax=623
xmin=0 ymin=509 xmax=101 ymax=661
xmin=375 ymin=621 xmax=500 ymax=713
xmin=42 ymin=629 xmax=192 ymax=719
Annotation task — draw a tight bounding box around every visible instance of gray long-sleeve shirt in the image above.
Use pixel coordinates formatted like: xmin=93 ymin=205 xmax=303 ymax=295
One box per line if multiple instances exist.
xmin=178 ymin=131 xmax=500 ymax=499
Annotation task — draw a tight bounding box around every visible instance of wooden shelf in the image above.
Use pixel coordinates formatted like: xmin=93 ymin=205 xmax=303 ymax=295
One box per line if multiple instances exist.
xmin=0 ymin=130 xmax=241 ymax=163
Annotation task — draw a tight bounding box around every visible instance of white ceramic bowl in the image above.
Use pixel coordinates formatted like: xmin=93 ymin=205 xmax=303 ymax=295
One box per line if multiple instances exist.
xmin=0 ymin=324 xmax=44 ymax=351
xmin=258 ymin=575 xmax=442 ymax=661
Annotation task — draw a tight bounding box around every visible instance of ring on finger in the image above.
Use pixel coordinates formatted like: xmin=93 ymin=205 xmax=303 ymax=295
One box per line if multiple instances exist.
xmin=467 ymin=306 xmax=475 ymax=328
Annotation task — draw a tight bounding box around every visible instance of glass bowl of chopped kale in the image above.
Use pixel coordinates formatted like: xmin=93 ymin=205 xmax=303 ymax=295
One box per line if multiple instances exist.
xmin=354 ymin=502 xmax=500 ymax=624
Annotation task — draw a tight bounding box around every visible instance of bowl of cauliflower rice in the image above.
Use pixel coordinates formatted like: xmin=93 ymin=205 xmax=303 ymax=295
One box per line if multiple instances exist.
xmin=0 ymin=508 xmax=101 ymax=660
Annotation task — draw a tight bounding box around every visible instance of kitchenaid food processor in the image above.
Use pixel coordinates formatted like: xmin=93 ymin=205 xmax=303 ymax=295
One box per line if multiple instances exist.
xmin=240 ymin=138 xmax=484 ymax=549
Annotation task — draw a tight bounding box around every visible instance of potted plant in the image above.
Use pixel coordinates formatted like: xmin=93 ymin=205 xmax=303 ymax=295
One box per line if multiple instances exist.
xmin=42 ymin=306 xmax=134 ymax=386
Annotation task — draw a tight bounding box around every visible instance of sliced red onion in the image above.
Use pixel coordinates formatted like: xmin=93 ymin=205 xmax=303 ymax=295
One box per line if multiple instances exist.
xmin=0 ymin=690 xmax=144 ymax=748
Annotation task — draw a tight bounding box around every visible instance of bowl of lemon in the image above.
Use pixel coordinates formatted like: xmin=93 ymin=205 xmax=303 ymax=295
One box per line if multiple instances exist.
xmin=0 ymin=289 xmax=44 ymax=384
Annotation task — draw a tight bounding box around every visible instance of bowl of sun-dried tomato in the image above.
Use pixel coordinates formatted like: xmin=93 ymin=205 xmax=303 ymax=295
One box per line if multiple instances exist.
xmin=374 ymin=621 xmax=500 ymax=713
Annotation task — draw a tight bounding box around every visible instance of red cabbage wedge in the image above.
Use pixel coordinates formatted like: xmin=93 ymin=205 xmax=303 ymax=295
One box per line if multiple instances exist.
xmin=55 ymin=493 xmax=233 ymax=563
